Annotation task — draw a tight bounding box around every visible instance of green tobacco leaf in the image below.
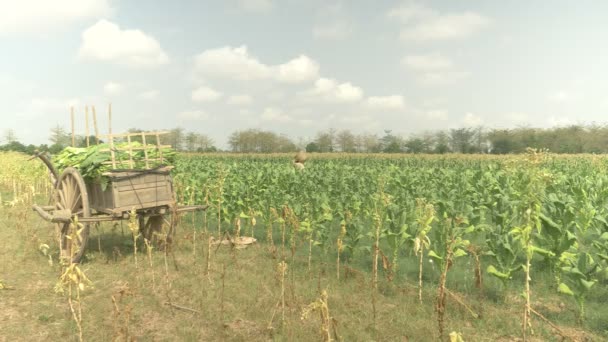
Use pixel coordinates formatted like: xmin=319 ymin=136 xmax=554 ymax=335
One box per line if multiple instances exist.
xmin=580 ymin=279 xmax=596 ymax=290
xmin=487 ymin=265 xmax=510 ymax=279
xmin=428 ymin=250 xmax=443 ymax=260
xmin=531 ymin=246 xmax=555 ymax=257
xmin=558 ymin=283 xmax=574 ymax=296
xmin=453 ymin=249 xmax=468 ymax=258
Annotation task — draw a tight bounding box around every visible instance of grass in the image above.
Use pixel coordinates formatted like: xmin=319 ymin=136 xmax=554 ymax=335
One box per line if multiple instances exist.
xmin=1 ymin=204 xmax=607 ymax=341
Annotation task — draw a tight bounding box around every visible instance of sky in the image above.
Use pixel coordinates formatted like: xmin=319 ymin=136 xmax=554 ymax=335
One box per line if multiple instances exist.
xmin=2 ymin=0 xmax=608 ymax=148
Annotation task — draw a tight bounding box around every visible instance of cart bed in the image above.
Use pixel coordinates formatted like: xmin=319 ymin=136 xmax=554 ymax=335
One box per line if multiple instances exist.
xmin=87 ymin=167 xmax=174 ymax=215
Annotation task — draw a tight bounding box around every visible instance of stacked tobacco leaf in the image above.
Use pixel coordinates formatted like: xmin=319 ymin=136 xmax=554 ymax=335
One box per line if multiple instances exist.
xmin=53 ymin=142 xmax=176 ymax=182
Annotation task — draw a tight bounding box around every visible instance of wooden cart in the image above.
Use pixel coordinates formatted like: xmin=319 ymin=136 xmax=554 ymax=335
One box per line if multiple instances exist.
xmin=31 ymin=129 xmax=204 ymax=263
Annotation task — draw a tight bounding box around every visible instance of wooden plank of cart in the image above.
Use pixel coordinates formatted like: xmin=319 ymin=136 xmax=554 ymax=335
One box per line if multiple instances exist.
xmin=31 ymin=106 xmax=205 ymax=263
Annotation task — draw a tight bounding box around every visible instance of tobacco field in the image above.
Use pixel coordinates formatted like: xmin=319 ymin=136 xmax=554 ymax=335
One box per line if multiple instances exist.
xmin=1 ymin=150 xmax=608 ymax=341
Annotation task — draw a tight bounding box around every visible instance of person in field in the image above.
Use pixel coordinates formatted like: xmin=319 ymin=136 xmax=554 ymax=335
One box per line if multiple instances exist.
xmin=293 ymin=151 xmax=307 ymax=170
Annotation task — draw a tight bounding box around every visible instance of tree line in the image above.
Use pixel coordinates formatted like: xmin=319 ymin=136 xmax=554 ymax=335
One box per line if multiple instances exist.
xmin=3 ymin=124 xmax=608 ymax=155
xmin=228 ymin=125 xmax=608 ymax=154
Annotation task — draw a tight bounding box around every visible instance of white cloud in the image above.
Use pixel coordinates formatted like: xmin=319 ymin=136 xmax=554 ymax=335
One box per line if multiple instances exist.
xmin=402 ymin=53 xmax=467 ymax=86
xmin=402 ymin=54 xmax=453 ymax=71
xmin=311 ymin=78 xmax=364 ymax=103
xmin=339 ymin=114 xmax=380 ymax=129
xmin=548 ymin=116 xmax=574 ymax=127
xmin=389 ymin=4 xmax=490 ymax=42
xmin=0 ymin=0 xmax=111 ymax=35
xmin=401 ymin=13 xmax=490 ymax=42
xmin=276 ymin=55 xmax=320 ymax=83
xmin=78 ymin=19 xmax=169 ymax=68
xmin=334 ymin=83 xmax=363 ymax=102
xmin=238 ymin=0 xmax=273 ymax=12
xmin=387 ymin=3 xmax=435 ymax=22
xmin=103 ymin=82 xmax=124 ymax=95
xmin=194 ymin=46 xmax=319 ymax=84
xmin=462 ymin=112 xmax=482 ymax=126
xmin=313 ymin=22 xmax=352 ymax=40
xmin=313 ymin=3 xmax=353 ymax=40
xmin=194 ymin=46 xmax=271 ymax=81
xmin=548 ymin=90 xmax=577 ymax=104
xmin=366 ymin=95 xmax=405 ymax=110
xmin=178 ymin=110 xmax=208 ymax=121
xmin=506 ymin=112 xmax=529 ymax=124
xmin=227 ymin=95 xmax=253 ymax=106
xmin=425 ymin=110 xmax=448 ymax=121
xmin=29 ymin=97 xmax=82 ymax=112
xmin=192 ymin=86 xmax=223 ymax=103
xmin=261 ymin=107 xmax=291 ymax=122
xmin=139 ymin=90 xmax=159 ymax=100
xmin=418 ymin=71 xmax=469 ymax=86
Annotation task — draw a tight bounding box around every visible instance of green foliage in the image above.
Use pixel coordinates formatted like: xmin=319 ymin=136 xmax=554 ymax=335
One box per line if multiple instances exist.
xmin=52 ymin=142 xmax=176 ymax=181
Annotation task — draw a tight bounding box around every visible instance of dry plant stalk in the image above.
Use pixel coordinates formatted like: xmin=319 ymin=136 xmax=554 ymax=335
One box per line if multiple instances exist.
xmin=250 ymin=209 xmax=257 ymax=238
xmin=284 ymin=206 xmax=300 ymax=259
xmin=214 ymin=166 xmax=227 ymax=238
xmin=205 ymin=236 xmax=212 ymax=276
xmin=127 ymin=208 xmax=139 ymax=268
xmin=277 ymin=261 xmax=288 ymax=327
xmin=235 ymin=217 xmax=241 ymax=239
xmin=336 ymin=218 xmax=346 ymax=280
xmin=111 ymin=283 xmax=134 ymax=341
xmin=280 ymin=207 xmax=287 ymax=260
xmin=268 ymin=208 xmax=277 ymax=257
xmin=415 ymin=198 xmax=435 ymax=304
xmin=220 ymin=263 xmax=226 ymax=323
xmin=436 ymin=244 xmax=453 ymax=340
xmin=144 ymin=238 xmax=156 ymax=292
xmin=55 ymin=217 xmax=93 ymax=342
xmin=190 ymin=192 xmax=196 ymax=261
xmin=467 ymin=244 xmax=483 ymax=290
xmin=301 ymin=290 xmax=340 ymax=342
xmin=372 ymin=211 xmax=381 ymax=292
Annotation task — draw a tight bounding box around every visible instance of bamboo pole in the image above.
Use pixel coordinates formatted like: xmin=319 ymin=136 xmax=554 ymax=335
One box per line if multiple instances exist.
xmin=108 ymin=104 xmax=112 ymax=136
xmin=85 ymin=106 xmax=90 ymax=147
xmin=92 ymin=106 xmax=100 ymax=145
xmin=108 ymin=104 xmax=116 ymax=169
xmin=141 ymin=132 xmax=150 ymax=169
xmin=127 ymin=134 xmax=134 ymax=169
xmin=70 ymin=107 xmax=75 ymax=147
xmin=156 ymin=133 xmax=164 ymax=164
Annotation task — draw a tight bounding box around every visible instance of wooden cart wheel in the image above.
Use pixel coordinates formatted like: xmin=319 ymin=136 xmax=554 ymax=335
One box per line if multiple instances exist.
xmin=140 ymin=215 xmax=164 ymax=243
xmin=54 ymin=167 xmax=91 ymax=263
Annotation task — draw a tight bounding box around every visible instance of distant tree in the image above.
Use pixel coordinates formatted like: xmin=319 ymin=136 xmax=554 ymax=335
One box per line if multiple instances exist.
xmin=306 ymin=142 xmax=320 ymax=153
xmin=75 ymin=135 xmax=100 ymax=147
xmin=127 ymin=128 xmax=145 ymax=143
xmin=228 ymin=129 xmax=296 ymax=153
xmin=434 ymin=131 xmax=450 ymax=154
xmin=167 ymin=128 xmax=185 ymax=151
xmin=0 ymin=140 xmax=26 ymax=153
xmin=3 ymin=129 xmax=17 ymax=144
xmin=474 ymin=127 xmax=490 ymax=153
xmin=404 ymin=137 xmax=427 ymax=153
xmin=49 ymin=125 xmax=71 ymax=147
xmin=449 ymin=128 xmax=477 ymax=153
xmin=185 ymin=132 xmax=197 ymax=152
xmin=315 ymin=130 xmax=335 ymax=152
xmin=357 ymin=133 xmax=381 ymax=153
xmin=488 ymin=129 xmax=517 ymax=154
xmin=336 ymin=130 xmax=356 ymax=152
xmin=195 ymin=134 xmax=215 ymax=152
xmin=381 ymin=130 xmax=403 ymax=153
